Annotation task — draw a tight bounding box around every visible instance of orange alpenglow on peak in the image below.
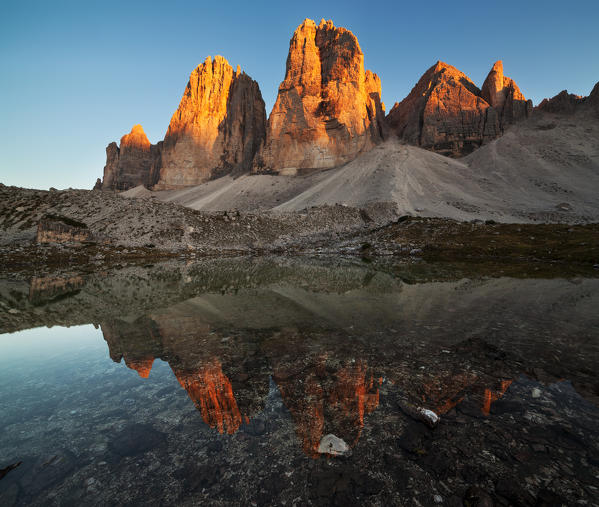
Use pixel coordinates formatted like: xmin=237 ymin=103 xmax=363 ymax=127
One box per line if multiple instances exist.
xmin=125 ymin=357 xmax=155 ymax=378
xmin=120 ymin=124 xmax=151 ymax=151
xmin=100 ymin=124 xmax=162 ymax=191
xmin=387 ymin=59 xmax=531 ymax=157
xmin=481 ymin=60 xmax=526 ymax=109
xmin=173 ymin=359 xmax=244 ymax=435
xmin=252 ymin=18 xmax=385 ymax=174
xmin=154 ymin=54 xmax=266 ymax=188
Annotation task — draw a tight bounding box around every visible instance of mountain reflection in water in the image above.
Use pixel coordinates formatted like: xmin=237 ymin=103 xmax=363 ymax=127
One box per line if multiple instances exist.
xmin=1 ymin=257 xmax=598 ymax=506
xmin=100 ymin=310 xmax=519 ymax=457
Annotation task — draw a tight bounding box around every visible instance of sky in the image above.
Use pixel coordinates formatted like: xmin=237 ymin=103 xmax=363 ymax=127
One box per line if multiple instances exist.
xmin=1 ymin=0 xmax=598 ymax=190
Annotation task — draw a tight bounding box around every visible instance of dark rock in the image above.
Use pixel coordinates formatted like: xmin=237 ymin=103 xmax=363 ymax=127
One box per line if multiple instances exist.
xmin=495 ymin=477 xmax=535 ymax=506
xmin=107 ymin=423 xmax=167 ymax=457
xmin=0 ymin=462 xmax=22 ymax=481
xmin=175 ymin=463 xmax=220 ymax=493
xmin=244 ymin=418 xmax=266 ymax=436
xmin=464 ymin=485 xmax=494 ymax=507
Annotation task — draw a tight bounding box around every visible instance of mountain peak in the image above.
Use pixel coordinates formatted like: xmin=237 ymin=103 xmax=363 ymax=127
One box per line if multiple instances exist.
xmin=481 ymin=60 xmax=526 ymax=109
xmin=155 ymin=54 xmax=266 ymax=188
xmin=253 ymin=18 xmax=384 ymax=173
xmin=387 ymin=60 xmax=530 ymax=157
xmin=120 ymin=124 xmax=150 ymax=150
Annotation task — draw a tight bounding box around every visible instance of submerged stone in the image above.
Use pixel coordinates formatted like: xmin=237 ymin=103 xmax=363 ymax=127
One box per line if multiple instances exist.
xmin=317 ymin=434 xmax=351 ymax=456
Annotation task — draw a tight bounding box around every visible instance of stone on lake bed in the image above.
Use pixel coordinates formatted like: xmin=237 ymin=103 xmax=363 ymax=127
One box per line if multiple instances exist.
xmin=317 ymin=434 xmax=350 ymax=456
xmin=417 ymin=408 xmax=440 ymax=428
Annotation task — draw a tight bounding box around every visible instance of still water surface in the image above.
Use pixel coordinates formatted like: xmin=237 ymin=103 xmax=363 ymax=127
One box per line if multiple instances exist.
xmin=1 ymin=258 xmax=598 ymax=505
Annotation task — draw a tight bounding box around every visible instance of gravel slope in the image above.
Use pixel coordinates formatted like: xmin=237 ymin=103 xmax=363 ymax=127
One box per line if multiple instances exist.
xmin=137 ymin=110 xmax=599 ymax=223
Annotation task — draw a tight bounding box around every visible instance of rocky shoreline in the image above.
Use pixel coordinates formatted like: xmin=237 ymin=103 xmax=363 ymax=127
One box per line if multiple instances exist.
xmin=1 ymin=184 xmax=598 ymax=278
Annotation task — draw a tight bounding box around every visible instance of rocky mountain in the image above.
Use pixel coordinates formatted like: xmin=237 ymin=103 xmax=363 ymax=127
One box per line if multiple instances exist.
xmin=154 ymin=56 xmax=266 ymax=189
xmin=537 ymin=90 xmax=584 ymax=114
xmin=386 ymin=60 xmax=532 ymax=157
xmin=252 ymin=19 xmax=385 ymax=175
xmin=96 ymin=58 xmax=265 ymax=191
xmin=94 ymin=19 xmax=597 ymax=191
xmin=537 ymin=81 xmax=599 ymax=115
xmin=99 ymin=125 xmax=162 ymax=191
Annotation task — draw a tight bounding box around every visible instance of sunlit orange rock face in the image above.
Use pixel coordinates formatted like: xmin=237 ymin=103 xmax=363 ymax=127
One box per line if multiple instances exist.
xmin=101 ymin=125 xmax=162 ymax=190
xmin=173 ymin=359 xmax=243 ymax=434
xmin=125 ymin=357 xmax=155 ymax=378
xmin=274 ymin=357 xmax=379 ymax=457
xmin=387 ymin=60 xmax=531 ymax=157
xmin=253 ymin=19 xmax=385 ymax=174
xmin=418 ymin=372 xmax=513 ymax=416
xmin=481 ymin=60 xmax=531 ymax=127
xmin=481 ymin=379 xmax=513 ymax=416
xmin=155 ymin=56 xmax=266 ymax=188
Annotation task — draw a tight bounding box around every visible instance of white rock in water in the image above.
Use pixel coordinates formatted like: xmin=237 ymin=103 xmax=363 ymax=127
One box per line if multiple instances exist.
xmin=532 ymin=388 xmax=541 ymax=398
xmin=318 ymin=434 xmax=350 ymax=456
xmin=418 ymin=408 xmax=440 ymax=427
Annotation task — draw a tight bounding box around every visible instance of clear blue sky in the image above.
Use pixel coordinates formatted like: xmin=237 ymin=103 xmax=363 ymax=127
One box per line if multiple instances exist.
xmin=1 ymin=0 xmax=598 ymax=190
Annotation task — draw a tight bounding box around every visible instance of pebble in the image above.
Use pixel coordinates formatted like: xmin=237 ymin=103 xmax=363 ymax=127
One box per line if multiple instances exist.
xmin=532 ymin=388 xmax=541 ymax=398
xmin=433 ymin=494 xmax=443 ymax=503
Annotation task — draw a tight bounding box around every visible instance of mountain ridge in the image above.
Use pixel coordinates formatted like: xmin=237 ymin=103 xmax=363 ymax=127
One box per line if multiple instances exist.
xmin=94 ymin=18 xmax=598 ymax=218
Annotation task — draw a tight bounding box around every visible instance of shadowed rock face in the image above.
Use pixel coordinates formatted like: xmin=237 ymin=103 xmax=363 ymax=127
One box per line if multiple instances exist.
xmin=387 ymin=60 xmax=531 ymax=157
xmin=253 ymin=19 xmax=385 ymax=174
xmin=155 ymin=56 xmax=266 ymax=188
xmin=537 ymin=81 xmax=599 ymax=115
xmin=100 ymin=125 xmax=162 ymax=191
xmin=537 ymin=90 xmax=585 ymax=114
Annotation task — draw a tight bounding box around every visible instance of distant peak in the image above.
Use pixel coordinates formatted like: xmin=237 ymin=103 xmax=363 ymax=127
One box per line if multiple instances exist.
xmin=432 ymin=61 xmax=451 ymax=72
xmin=120 ymin=124 xmax=150 ymax=149
xmin=490 ymin=60 xmax=504 ymax=73
xmin=299 ymin=18 xmax=316 ymax=29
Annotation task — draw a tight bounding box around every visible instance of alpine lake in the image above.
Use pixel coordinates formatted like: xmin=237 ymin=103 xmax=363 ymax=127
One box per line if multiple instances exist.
xmin=1 ymin=256 xmax=598 ymax=506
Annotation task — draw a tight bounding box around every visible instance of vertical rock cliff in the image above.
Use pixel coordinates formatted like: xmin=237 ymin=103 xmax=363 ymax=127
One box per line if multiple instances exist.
xmin=481 ymin=60 xmax=531 ymax=130
xmin=155 ymin=56 xmax=266 ymax=188
xmin=100 ymin=125 xmax=161 ymax=191
xmin=387 ymin=60 xmax=531 ymax=157
xmin=253 ymin=19 xmax=385 ymax=174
